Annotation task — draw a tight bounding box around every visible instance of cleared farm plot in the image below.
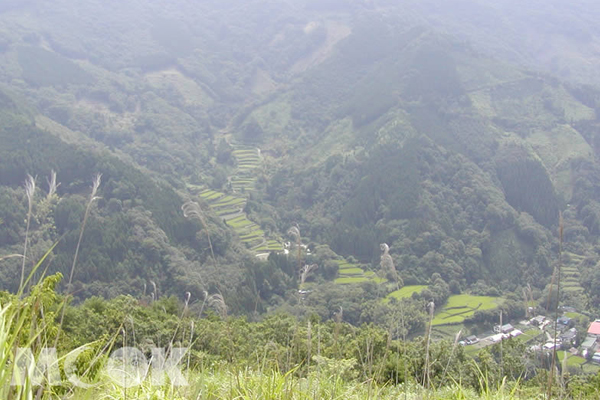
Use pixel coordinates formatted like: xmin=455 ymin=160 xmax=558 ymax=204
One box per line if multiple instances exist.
xmin=192 ymin=145 xmax=285 ymax=255
xmin=199 ymin=189 xmax=224 ymax=201
xmin=432 ymin=294 xmax=502 ymax=326
xmin=385 ymin=285 xmax=428 ymax=302
xmin=339 ymin=267 xmax=365 ymax=275
xmin=265 ymin=240 xmax=283 ymax=251
xmin=334 ymin=260 xmax=387 ymax=285
xmin=197 ymin=187 xmax=277 ymax=253
xmin=227 ymin=216 xmax=255 ymax=228
xmin=230 ymin=147 xmax=260 ymax=192
xmin=213 ymin=197 xmax=246 ymax=208
xmin=562 ymin=252 xmax=585 ymax=293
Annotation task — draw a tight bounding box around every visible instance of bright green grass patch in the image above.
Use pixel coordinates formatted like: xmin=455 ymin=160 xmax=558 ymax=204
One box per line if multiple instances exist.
xmin=557 ymin=351 xmax=586 ymax=368
xmin=339 ymin=268 xmax=364 ymax=275
xmin=228 ymin=219 xmax=254 ymax=229
xmin=514 ymin=328 xmax=542 ymax=344
xmin=199 ymin=190 xmax=220 ymax=198
xmin=385 ymin=285 xmax=428 ymax=302
xmin=565 ymin=312 xmax=586 ymax=320
xmin=432 ymin=295 xmax=502 ymax=326
xmin=335 ymin=276 xmax=369 ymax=284
xmin=266 ymin=242 xmax=282 ymax=247
xmin=204 ymin=192 xmax=224 ymax=201
xmin=236 ymin=160 xmax=260 ymax=165
xmin=563 ymin=286 xmax=584 ymax=292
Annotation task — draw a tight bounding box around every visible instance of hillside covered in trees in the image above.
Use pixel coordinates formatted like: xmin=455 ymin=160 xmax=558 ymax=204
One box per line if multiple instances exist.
xmin=3 ymin=0 xmax=600 ymax=397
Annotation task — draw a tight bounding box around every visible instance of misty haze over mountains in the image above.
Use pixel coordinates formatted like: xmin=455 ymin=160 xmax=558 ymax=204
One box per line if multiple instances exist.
xmin=2 ymin=1 xmax=600 ymax=397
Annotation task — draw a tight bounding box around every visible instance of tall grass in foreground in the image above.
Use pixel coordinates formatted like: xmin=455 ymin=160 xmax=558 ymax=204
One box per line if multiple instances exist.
xmin=1 ymin=175 xmax=595 ymax=399
xmin=64 ymin=368 xmax=544 ymax=400
xmin=19 ymin=175 xmax=35 ymax=290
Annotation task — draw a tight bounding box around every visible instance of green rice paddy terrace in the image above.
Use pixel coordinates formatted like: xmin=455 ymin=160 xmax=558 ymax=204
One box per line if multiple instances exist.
xmin=199 ymin=145 xmax=283 ymax=255
xmin=334 ymin=259 xmax=387 ymax=285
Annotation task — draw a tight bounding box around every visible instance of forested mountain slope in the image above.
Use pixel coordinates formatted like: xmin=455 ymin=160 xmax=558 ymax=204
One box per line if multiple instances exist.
xmin=1 ymin=0 xmax=600 ymax=318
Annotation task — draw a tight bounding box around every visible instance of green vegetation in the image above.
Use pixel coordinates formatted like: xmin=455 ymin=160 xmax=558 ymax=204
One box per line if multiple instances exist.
xmin=4 ymin=1 xmax=600 ymax=397
xmin=385 ymin=285 xmax=428 ymax=302
xmin=332 ymin=260 xmax=386 ymax=285
xmin=196 ymin=145 xmax=282 ymax=255
xmin=558 ymin=351 xmax=587 ymax=368
xmin=514 ymin=328 xmax=542 ymax=344
xmin=432 ymin=295 xmax=503 ymax=326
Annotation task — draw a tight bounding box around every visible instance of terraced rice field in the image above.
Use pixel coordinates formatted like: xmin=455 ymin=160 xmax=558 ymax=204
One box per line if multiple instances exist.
xmin=432 ymin=294 xmax=503 ymax=326
xmin=334 ymin=260 xmax=387 ymax=284
xmin=231 ymin=146 xmax=261 ymax=193
xmin=195 ymin=145 xmax=283 ymax=255
xmin=384 ymin=285 xmax=428 ymax=302
xmin=562 ymin=252 xmax=585 ymax=293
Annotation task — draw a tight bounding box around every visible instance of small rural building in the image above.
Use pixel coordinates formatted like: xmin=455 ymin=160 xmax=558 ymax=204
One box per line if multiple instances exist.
xmin=581 ymin=336 xmax=597 ymax=352
xmin=560 ymin=328 xmax=578 ymax=347
xmin=501 ymin=324 xmax=514 ymax=334
xmin=465 ymin=335 xmax=479 ymax=345
xmin=588 ymin=320 xmax=600 ymax=338
xmin=509 ymin=329 xmax=523 ymax=338
xmin=490 ymin=333 xmax=505 ymax=342
xmin=557 ymin=316 xmax=572 ymax=326
xmin=543 ymin=342 xmax=559 ymax=350
xmin=530 ymin=316 xmax=546 ymax=326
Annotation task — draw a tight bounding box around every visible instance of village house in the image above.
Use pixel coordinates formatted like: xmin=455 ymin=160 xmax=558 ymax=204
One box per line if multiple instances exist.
xmin=465 ymin=335 xmax=479 ymax=345
xmin=581 ymin=336 xmax=597 ymax=357
xmin=587 ymin=320 xmax=600 ymax=338
xmin=559 ymin=328 xmax=578 ymax=348
xmin=530 ymin=315 xmax=545 ymax=326
xmin=557 ymin=316 xmax=572 ymax=327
